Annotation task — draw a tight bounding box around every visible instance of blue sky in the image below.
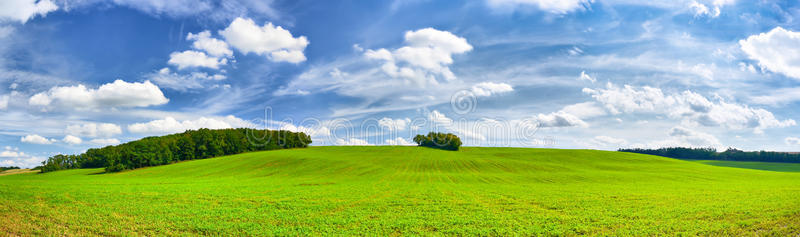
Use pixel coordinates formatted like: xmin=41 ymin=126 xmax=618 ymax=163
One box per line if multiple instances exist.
xmin=2 ymin=0 xmax=800 ymax=167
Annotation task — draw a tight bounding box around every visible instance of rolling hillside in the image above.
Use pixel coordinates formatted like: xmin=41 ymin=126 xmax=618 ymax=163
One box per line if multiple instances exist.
xmin=1 ymin=147 xmax=799 ymax=235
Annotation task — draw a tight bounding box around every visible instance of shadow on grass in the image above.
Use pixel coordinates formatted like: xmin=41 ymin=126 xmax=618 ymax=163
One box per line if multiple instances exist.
xmin=692 ymin=160 xmax=800 ymax=172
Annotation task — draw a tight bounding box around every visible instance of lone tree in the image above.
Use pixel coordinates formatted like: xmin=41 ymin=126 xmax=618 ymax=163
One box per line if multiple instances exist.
xmin=413 ymin=132 xmax=462 ymax=151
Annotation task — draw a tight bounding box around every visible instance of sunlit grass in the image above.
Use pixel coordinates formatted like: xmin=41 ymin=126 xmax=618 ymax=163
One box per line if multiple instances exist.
xmin=1 ymin=146 xmax=799 ymax=235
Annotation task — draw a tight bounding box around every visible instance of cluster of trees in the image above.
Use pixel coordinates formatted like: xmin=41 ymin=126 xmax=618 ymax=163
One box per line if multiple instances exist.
xmin=413 ymin=132 xmax=462 ymax=151
xmin=41 ymin=128 xmax=311 ymax=173
xmin=0 ymin=166 xmax=20 ymax=172
xmin=619 ymin=147 xmax=800 ymax=163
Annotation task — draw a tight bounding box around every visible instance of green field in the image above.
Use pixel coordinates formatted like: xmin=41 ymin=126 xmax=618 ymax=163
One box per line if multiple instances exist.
xmin=692 ymin=160 xmax=800 ymax=172
xmin=1 ymin=146 xmax=799 ymax=235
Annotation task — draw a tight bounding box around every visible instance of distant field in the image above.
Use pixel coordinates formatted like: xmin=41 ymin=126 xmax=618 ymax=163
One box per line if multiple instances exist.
xmin=691 ymin=160 xmax=800 ymax=172
xmin=1 ymin=147 xmax=799 ymax=235
xmin=0 ymin=169 xmax=36 ymax=176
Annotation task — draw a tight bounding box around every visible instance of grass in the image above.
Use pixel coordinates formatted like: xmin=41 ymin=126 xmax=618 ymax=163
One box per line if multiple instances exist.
xmin=691 ymin=160 xmax=800 ymax=172
xmin=1 ymin=146 xmax=799 ymax=235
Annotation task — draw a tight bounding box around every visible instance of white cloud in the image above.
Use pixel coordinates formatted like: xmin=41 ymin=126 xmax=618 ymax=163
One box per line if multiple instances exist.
xmin=279 ymin=123 xmax=331 ymax=138
xmin=470 ymin=82 xmax=513 ymax=97
xmin=147 ymin=67 xmax=226 ymax=92
xmin=89 ymin=138 xmax=120 ymax=146
xmin=20 ymin=134 xmax=55 ymax=144
xmin=583 ymin=83 xmax=795 ymax=133
xmin=579 ymin=70 xmax=596 ymax=83
xmin=66 ymin=123 xmax=122 ymax=138
xmin=739 ymin=27 xmax=800 ymax=80
xmin=0 ymin=0 xmax=58 ymax=23
xmin=630 ymin=126 xmax=722 ymax=149
xmin=667 ymin=126 xmax=721 ymax=147
xmin=428 ymin=110 xmax=453 ymax=125
xmin=62 ymin=135 xmax=82 ymax=145
xmin=688 ymin=0 xmax=735 ymax=18
xmin=386 ymin=137 xmax=415 ymax=146
xmin=426 ymin=110 xmax=487 ymax=141
xmin=689 ymin=1 xmax=712 ymax=17
xmin=486 ymin=0 xmax=593 ymax=14
xmin=785 ymin=137 xmax=800 ymax=145
xmin=533 ymin=111 xmax=588 ymax=128
xmin=0 ymin=146 xmax=43 ymax=168
xmin=187 ymin=30 xmax=233 ymax=57
xmin=365 ymin=28 xmax=472 ymax=85
xmin=219 ymin=17 xmax=309 ymax=63
xmin=559 ymin=102 xmax=606 ymax=119
xmin=29 ymin=80 xmax=169 ymax=110
xmin=168 ymin=50 xmax=227 ymax=70
xmin=592 ymin=135 xmax=627 ymax=146
xmin=379 ymin=117 xmax=411 ymax=131
xmin=0 ymin=94 xmax=8 ymax=110
xmin=128 ymin=115 xmax=252 ymax=135
xmin=335 ymin=138 xmax=372 ymax=146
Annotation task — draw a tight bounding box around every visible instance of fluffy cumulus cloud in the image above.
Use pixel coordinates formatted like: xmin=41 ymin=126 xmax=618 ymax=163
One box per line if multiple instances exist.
xmin=0 ymin=146 xmax=43 ymax=168
xmin=335 ymin=138 xmax=372 ymax=146
xmin=428 ymin=110 xmax=454 ymax=125
xmin=0 ymin=0 xmax=58 ymax=23
xmin=559 ymin=102 xmax=606 ymax=119
xmin=168 ymin=50 xmax=227 ymax=70
xmin=20 ymin=134 xmax=55 ymax=144
xmin=365 ymin=28 xmax=472 ymax=85
xmin=66 ymin=123 xmax=122 ymax=138
xmin=219 ymin=17 xmax=309 ymax=63
xmin=688 ymin=0 xmax=735 ymax=18
xmin=147 ymin=68 xmax=226 ymax=92
xmin=583 ymin=83 xmax=795 ymax=133
xmin=187 ymin=31 xmax=233 ymax=58
xmin=739 ymin=27 xmax=800 ymax=80
xmin=128 ymin=116 xmax=252 ymax=135
xmin=470 ymin=82 xmax=513 ymax=97
xmin=386 ymin=137 xmax=415 ymax=146
xmin=29 ymin=80 xmax=169 ymax=110
xmin=533 ymin=111 xmax=588 ymax=128
xmin=279 ymin=123 xmax=331 ymax=138
xmin=486 ymin=0 xmax=593 ymax=14
xmin=379 ymin=117 xmax=411 ymax=131
xmin=88 ymin=138 xmax=120 ymax=146
xmin=62 ymin=135 xmax=82 ymax=145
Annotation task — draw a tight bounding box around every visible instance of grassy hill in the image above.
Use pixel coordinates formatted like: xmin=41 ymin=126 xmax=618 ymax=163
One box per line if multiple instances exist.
xmin=1 ymin=146 xmax=799 ymax=235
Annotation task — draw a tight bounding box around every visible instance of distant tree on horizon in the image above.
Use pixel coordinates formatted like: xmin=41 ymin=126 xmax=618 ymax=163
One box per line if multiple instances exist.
xmin=414 ymin=132 xmax=462 ymax=151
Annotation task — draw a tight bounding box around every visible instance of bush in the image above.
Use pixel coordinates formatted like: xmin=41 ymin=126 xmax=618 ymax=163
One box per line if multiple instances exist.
xmin=413 ymin=132 xmax=462 ymax=151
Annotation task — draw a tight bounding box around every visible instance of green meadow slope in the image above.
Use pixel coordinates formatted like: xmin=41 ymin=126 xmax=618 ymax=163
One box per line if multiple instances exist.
xmin=1 ymin=147 xmax=799 ymax=235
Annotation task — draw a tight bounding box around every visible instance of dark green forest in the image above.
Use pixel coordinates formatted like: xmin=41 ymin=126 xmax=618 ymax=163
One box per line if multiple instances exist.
xmin=619 ymin=147 xmax=800 ymax=163
xmin=413 ymin=132 xmax=462 ymax=151
xmin=40 ymin=128 xmax=311 ymax=173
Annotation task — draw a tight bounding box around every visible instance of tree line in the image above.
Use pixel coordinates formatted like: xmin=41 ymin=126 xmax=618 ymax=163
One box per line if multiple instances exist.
xmin=0 ymin=166 xmax=20 ymax=172
xmin=413 ymin=132 xmax=462 ymax=151
xmin=40 ymin=128 xmax=311 ymax=173
xmin=619 ymin=147 xmax=800 ymax=163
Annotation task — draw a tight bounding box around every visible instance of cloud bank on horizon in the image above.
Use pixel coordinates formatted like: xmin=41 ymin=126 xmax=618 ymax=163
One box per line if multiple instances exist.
xmin=1 ymin=0 xmax=800 ymax=167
